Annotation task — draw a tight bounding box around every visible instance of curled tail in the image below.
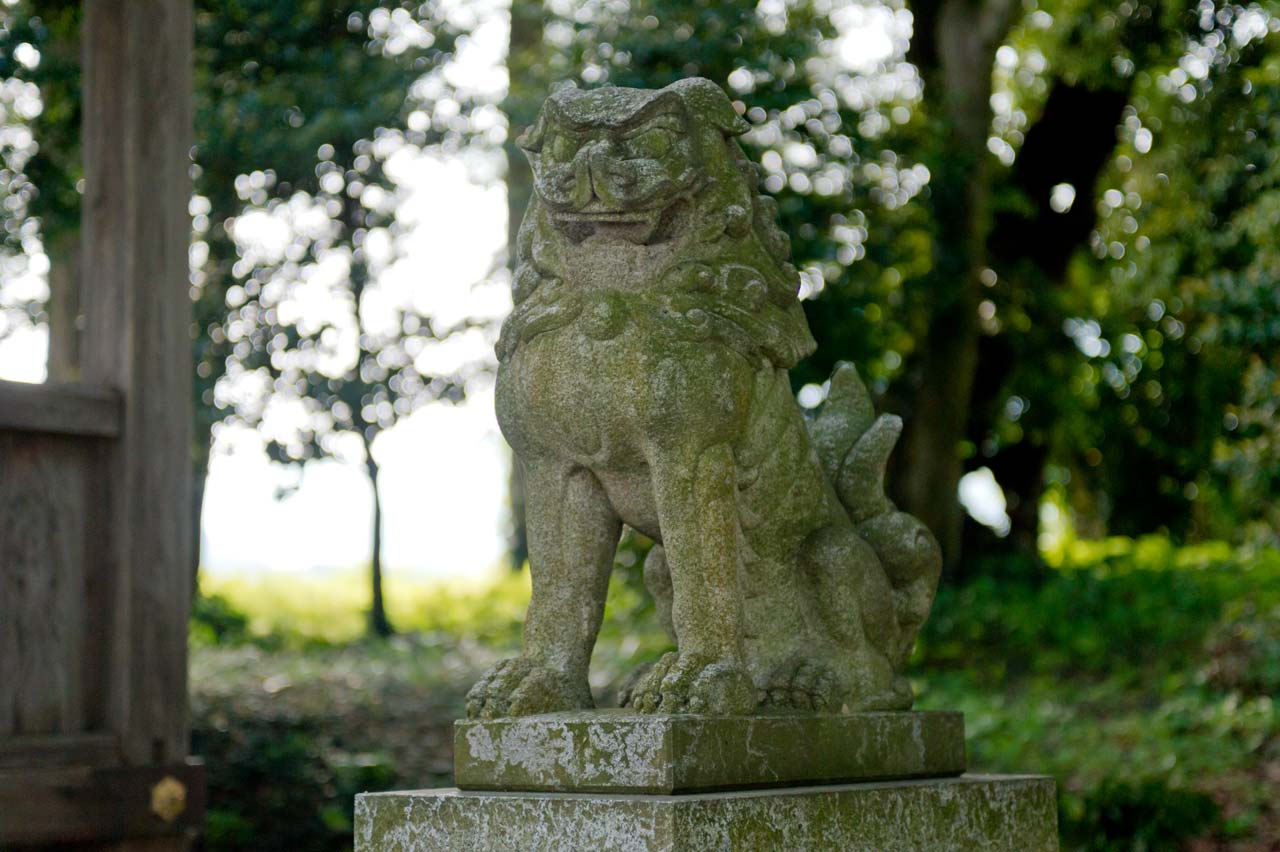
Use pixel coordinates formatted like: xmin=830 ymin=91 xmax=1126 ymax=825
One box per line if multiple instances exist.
xmin=806 ymin=363 xmax=942 ymax=668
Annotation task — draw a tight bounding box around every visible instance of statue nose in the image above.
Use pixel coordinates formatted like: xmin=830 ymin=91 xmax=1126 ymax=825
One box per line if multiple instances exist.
xmin=579 ymin=141 xmax=634 ymax=206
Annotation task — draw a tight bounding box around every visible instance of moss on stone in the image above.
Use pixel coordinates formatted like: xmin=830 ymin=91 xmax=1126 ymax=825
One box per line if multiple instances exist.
xmin=355 ymin=775 xmax=1058 ymax=851
xmin=454 ymin=710 xmax=965 ymax=794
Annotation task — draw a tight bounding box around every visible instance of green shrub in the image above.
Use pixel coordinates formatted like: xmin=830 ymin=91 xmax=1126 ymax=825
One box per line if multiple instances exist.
xmin=1202 ymin=602 xmax=1280 ymax=697
xmin=193 ymin=713 xmax=395 ymax=852
xmin=191 ymin=591 xmax=252 ymax=648
xmin=916 ymin=542 xmax=1280 ymax=681
xmin=1061 ymin=778 xmax=1220 ymax=852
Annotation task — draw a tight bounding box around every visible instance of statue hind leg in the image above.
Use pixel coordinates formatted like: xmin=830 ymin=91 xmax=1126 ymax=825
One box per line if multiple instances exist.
xmin=857 ymin=510 xmax=943 ymax=670
xmin=802 ymin=522 xmax=913 ymax=710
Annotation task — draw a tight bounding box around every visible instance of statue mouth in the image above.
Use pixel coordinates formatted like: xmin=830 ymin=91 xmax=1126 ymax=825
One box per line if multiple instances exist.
xmin=551 ymin=207 xmax=665 ymax=244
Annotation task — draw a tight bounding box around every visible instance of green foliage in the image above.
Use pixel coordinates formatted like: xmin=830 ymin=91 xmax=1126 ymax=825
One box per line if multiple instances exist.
xmin=1062 ymin=778 xmax=1220 ymax=852
xmin=914 ymin=541 xmax=1280 ymax=849
xmin=191 ymin=636 xmax=484 ymax=851
xmin=1035 ymin=3 xmax=1280 ymax=542
xmin=1202 ymin=601 xmax=1280 ymax=698
xmin=188 ymin=540 xmax=1280 ymax=849
xmin=919 ymin=672 xmax=1274 ymax=843
xmin=194 ymin=712 xmax=396 ymax=852
xmin=190 ymin=590 xmax=253 ymax=648
xmin=917 ymin=537 xmax=1280 ymax=681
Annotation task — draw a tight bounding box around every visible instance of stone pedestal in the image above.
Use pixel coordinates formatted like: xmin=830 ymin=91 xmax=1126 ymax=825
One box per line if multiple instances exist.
xmin=355 ymin=712 xmax=1058 ymax=851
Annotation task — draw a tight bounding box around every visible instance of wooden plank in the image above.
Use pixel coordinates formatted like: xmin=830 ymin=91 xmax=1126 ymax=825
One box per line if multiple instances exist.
xmin=0 ymin=379 xmax=121 ymax=437
xmin=80 ymin=0 xmax=194 ymax=766
xmin=0 ymin=733 xmax=118 ymax=771
xmin=0 ymin=760 xmax=204 ymax=845
xmin=0 ymin=433 xmax=90 ymax=737
xmin=48 ymin=234 xmax=84 ymax=383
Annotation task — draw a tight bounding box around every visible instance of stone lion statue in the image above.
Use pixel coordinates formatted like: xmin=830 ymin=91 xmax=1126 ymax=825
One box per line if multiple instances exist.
xmin=467 ymin=78 xmax=941 ymax=717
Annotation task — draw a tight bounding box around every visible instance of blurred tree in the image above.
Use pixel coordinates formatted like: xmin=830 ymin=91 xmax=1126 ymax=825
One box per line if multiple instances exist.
xmin=0 ymin=1 xmax=79 ymax=374
xmin=0 ymin=1 xmax=479 ymax=634
xmin=190 ymin=2 xmax=491 ymax=636
xmin=191 ymin=1 xmax=482 ymax=636
xmin=511 ymin=0 xmax=1280 ymax=573
xmin=5 ymin=0 xmax=1279 ymax=590
xmin=216 ymin=178 xmax=471 ymax=638
xmin=887 ymin=0 xmax=1020 ymax=567
xmin=950 ymin=0 xmax=1192 ymax=559
xmin=1051 ymin=5 xmax=1280 ymax=545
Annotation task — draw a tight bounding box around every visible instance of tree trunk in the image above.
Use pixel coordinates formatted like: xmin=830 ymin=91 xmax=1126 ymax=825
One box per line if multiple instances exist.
xmin=366 ymin=453 xmax=394 ymax=638
xmin=954 ymin=80 xmax=1131 ymax=571
xmin=893 ymin=0 xmax=1015 ymax=571
xmin=502 ymin=0 xmax=544 ymax=571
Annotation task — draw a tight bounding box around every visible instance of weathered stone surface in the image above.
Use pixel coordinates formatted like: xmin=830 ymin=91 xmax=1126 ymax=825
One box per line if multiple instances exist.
xmin=355 ymin=775 xmax=1059 ymax=851
xmin=470 ymin=76 xmax=943 ymax=719
xmin=455 ymin=710 xmax=965 ymax=794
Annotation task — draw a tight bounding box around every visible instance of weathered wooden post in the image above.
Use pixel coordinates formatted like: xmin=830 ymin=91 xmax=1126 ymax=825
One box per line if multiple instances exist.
xmin=0 ymin=1 xmax=202 ymax=848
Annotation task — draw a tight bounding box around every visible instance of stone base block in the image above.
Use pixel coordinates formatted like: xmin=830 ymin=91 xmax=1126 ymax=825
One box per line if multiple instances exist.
xmin=356 ymin=774 xmax=1058 ymax=852
xmin=455 ymin=711 xmax=965 ymax=794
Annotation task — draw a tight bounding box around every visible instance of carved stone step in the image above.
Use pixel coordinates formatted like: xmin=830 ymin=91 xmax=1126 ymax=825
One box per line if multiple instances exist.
xmin=356 ymin=774 xmax=1058 ymax=852
xmin=454 ymin=711 xmax=965 ymax=795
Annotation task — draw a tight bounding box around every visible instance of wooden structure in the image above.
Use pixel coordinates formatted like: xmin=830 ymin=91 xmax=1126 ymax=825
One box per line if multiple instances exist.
xmin=0 ymin=0 xmax=203 ymax=847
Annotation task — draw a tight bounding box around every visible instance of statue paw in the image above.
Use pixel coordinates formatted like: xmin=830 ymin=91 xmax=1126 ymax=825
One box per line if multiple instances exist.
xmin=615 ymin=661 xmax=654 ymax=709
xmin=853 ymin=675 xmax=915 ymax=712
xmin=624 ymin=652 xmax=756 ymax=715
xmin=760 ymin=659 xmax=841 ymax=712
xmin=465 ymin=657 xmax=590 ymax=719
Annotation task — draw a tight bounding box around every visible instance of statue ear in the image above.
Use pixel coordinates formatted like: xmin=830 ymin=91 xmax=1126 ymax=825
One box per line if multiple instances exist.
xmin=517 ymin=118 xmax=543 ymax=153
xmin=519 ymin=82 xmax=577 ymax=152
xmin=666 ymin=77 xmax=750 ymax=136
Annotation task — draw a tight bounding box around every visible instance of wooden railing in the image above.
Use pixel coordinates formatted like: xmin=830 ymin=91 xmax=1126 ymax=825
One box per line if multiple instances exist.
xmin=0 ymin=380 xmax=122 ymax=437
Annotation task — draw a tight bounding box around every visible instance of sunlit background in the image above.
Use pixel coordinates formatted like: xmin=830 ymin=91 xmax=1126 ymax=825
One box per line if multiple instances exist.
xmin=0 ymin=0 xmax=1015 ymax=581
xmin=2 ymin=0 xmax=1279 ymax=848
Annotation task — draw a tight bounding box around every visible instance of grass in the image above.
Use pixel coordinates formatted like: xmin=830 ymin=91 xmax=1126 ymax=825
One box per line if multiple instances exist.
xmin=197 ymin=567 xmax=533 ymax=648
xmin=191 ymin=538 xmax=1280 ymax=851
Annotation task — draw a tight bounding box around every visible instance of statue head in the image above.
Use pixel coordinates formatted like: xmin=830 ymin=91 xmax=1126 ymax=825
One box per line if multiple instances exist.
xmin=518 ymin=78 xmax=750 ymax=245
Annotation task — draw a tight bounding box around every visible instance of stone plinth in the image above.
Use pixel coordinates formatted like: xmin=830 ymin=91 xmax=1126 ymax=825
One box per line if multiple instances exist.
xmin=454 ymin=711 xmax=965 ymax=794
xmin=356 ymin=711 xmax=1058 ymax=850
xmin=355 ymin=775 xmax=1059 ymax=852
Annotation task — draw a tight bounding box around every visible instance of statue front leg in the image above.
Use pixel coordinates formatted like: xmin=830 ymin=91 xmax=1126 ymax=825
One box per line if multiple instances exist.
xmin=467 ymin=459 xmax=620 ymax=718
xmin=629 ymin=443 xmax=756 ymax=714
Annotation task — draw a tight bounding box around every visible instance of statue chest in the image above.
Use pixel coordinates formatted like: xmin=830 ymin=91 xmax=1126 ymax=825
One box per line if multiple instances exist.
xmin=495 ymin=310 xmax=754 ymax=469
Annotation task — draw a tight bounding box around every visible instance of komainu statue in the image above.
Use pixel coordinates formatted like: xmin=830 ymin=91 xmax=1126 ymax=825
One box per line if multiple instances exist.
xmin=468 ymin=78 xmax=941 ymax=718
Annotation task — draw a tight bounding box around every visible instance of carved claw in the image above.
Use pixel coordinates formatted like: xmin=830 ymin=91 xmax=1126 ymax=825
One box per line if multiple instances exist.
xmin=466 ymin=658 xmax=591 ymax=719
xmin=851 ymin=675 xmax=915 ymax=712
xmin=624 ymin=652 xmax=755 ymax=715
xmin=759 ymin=659 xmax=841 ymax=712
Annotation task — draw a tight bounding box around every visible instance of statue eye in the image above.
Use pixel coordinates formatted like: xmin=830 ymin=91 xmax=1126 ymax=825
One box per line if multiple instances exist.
xmin=623 ymin=126 xmax=674 ymax=159
xmin=543 ymin=131 xmax=578 ymax=163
